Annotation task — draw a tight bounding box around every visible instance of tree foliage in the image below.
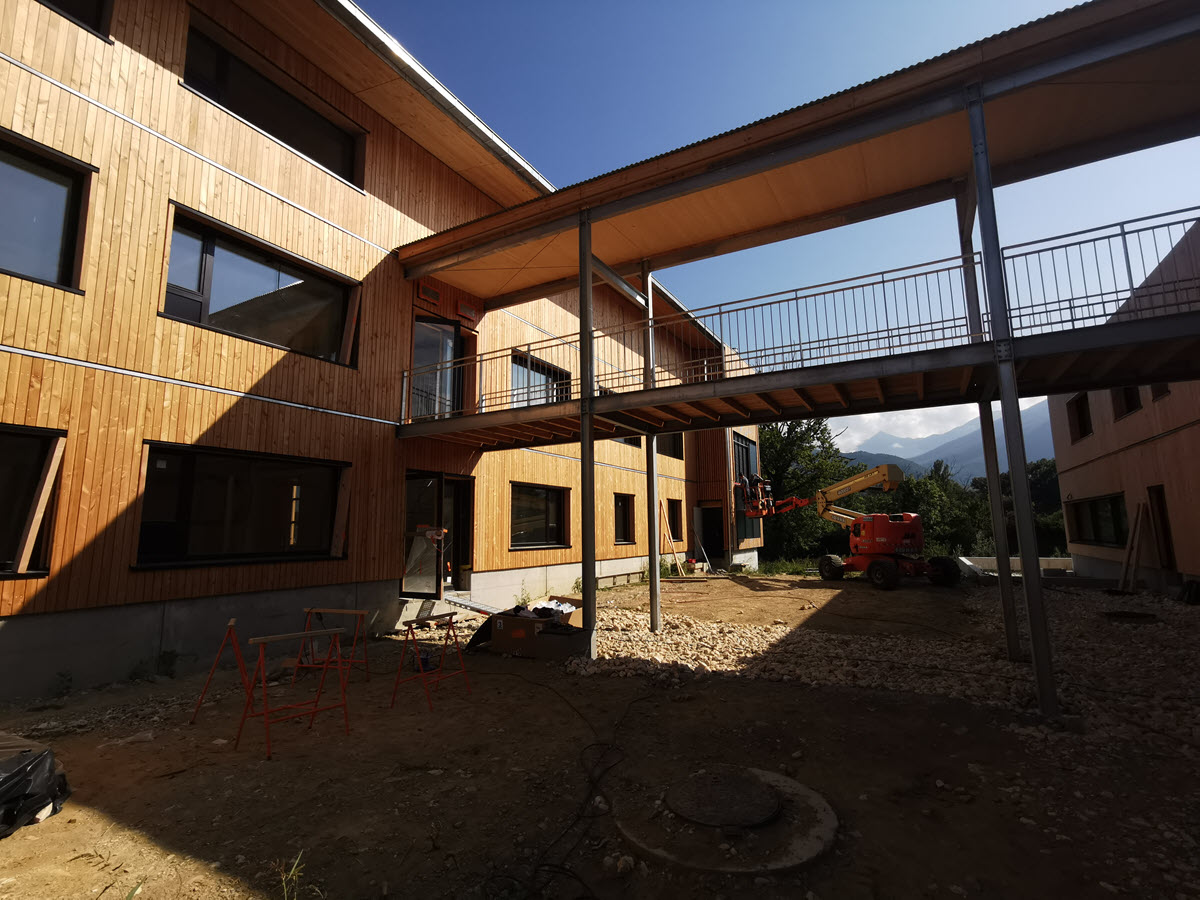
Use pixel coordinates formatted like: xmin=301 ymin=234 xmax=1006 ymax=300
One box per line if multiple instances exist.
xmin=758 ymin=418 xmax=1067 ymax=561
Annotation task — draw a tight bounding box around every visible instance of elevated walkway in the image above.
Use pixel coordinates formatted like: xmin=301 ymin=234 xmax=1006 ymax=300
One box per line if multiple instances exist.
xmin=397 ymin=206 xmax=1200 ymax=451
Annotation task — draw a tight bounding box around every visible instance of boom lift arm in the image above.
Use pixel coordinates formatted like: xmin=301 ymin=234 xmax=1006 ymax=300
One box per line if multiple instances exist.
xmin=739 ymin=464 xmax=905 ymax=525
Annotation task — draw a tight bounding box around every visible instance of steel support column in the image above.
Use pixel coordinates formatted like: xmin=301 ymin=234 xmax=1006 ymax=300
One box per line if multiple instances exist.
xmin=579 ymin=212 xmax=598 ymax=658
xmin=968 ymin=89 xmax=1058 ymax=716
xmin=642 ymin=261 xmax=661 ymax=632
xmin=977 ymin=402 xmax=1022 ymax=660
xmin=955 ymin=184 xmax=1021 ymax=662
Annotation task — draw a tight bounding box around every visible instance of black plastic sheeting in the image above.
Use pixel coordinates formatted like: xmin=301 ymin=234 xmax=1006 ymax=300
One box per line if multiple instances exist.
xmin=0 ymin=733 xmax=71 ymax=840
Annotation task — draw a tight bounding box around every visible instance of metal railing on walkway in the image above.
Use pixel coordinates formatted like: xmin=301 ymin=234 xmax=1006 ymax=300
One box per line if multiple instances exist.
xmin=399 ymin=205 xmax=1200 ymax=424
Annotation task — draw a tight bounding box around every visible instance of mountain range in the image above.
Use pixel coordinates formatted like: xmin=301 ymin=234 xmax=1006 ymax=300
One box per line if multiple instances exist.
xmin=844 ymin=400 xmax=1054 ymax=482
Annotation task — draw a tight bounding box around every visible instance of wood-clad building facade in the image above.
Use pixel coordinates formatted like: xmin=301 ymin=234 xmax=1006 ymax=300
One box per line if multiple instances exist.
xmin=0 ymin=0 xmax=756 ymax=697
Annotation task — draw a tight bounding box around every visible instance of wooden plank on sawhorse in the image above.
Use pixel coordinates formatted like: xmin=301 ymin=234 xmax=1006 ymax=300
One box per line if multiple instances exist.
xmin=292 ymin=607 xmax=371 ymax=684
xmin=238 ymin=628 xmax=350 ymax=760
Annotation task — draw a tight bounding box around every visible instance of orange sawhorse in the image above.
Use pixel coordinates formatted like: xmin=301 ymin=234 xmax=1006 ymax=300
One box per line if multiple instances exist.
xmin=291 ymin=607 xmax=370 ymax=684
xmin=189 ymin=618 xmax=252 ymax=724
xmin=236 ymin=628 xmax=350 ymax=760
xmin=390 ymin=612 xmax=471 ymax=711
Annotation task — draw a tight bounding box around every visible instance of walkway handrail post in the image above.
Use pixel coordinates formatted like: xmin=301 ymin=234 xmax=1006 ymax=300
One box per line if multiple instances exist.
xmin=579 ymin=211 xmax=598 ymax=658
xmin=400 ymin=370 xmax=410 ymax=424
xmin=968 ymin=85 xmax=1058 ymax=717
xmin=1119 ymin=222 xmax=1137 ymax=313
xmin=642 ymin=261 xmax=661 ymax=633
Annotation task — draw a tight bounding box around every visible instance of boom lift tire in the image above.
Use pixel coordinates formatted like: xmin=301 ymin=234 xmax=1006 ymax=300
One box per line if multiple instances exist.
xmin=818 ymin=554 xmax=845 ymax=581
xmin=927 ymin=556 xmax=961 ymax=587
xmin=867 ymin=558 xmax=900 ymax=590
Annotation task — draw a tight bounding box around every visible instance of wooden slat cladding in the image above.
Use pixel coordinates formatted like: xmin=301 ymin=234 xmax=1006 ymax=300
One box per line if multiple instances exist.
xmin=0 ymin=356 xmax=404 ymax=618
xmin=0 ymin=0 xmax=510 ymax=616
xmin=470 ymin=445 xmax=693 ymax=576
xmin=0 ymin=0 xmax=738 ymax=619
xmin=0 ymin=0 xmax=501 ymax=419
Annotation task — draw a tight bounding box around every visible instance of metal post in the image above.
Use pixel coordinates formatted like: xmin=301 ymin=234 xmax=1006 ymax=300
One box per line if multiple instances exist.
xmin=968 ymin=87 xmax=1058 ymax=717
xmin=579 ymin=212 xmax=598 ymax=658
xmin=956 ymin=185 xmax=1021 ymax=661
xmin=642 ymin=260 xmax=661 ymax=632
xmin=978 ymin=401 xmax=1022 ymax=660
xmin=400 ymin=370 xmax=410 ymax=424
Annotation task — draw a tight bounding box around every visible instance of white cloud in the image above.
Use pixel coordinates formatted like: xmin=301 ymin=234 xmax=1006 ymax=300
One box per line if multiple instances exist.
xmin=829 ymin=397 xmax=1046 ymax=452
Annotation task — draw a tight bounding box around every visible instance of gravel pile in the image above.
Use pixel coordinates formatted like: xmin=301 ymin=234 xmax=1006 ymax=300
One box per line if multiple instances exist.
xmin=565 ymin=586 xmax=1200 ymax=753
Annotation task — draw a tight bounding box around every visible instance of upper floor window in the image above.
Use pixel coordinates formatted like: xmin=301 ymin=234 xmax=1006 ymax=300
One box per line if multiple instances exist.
xmin=1111 ymin=385 xmax=1142 ymax=420
xmin=658 ymin=432 xmax=684 ymax=460
xmin=164 ymin=216 xmax=353 ymax=363
xmin=0 ymin=142 xmax=84 ymax=289
xmin=183 ymin=28 xmax=358 ymax=183
xmin=1066 ymin=393 xmax=1093 ymax=442
xmin=1150 ymin=383 xmax=1170 ymax=401
xmin=35 ymin=0 xmax=111 ymax=35
xmin=1 ymin=425 xmax=66 ymax=576
xmin=511 ymin=352 xmax=570 ymax=408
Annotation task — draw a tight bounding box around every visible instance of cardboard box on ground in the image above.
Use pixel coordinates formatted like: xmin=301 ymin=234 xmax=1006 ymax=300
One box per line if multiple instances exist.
xmin=488 ymin=597 xmax=587 ymax=659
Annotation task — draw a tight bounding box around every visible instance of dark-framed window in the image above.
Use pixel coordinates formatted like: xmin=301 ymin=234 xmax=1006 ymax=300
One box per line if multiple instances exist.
xmin=658 ymin=432 xmax=684 ymax=460
xmin=1111 ymin=385 xmax=1142 ymax=420
xmin=733 ymin=433 xmax=761 ymax=542
xmin=1150 ymin=383 xmax=1170 ymax=401
xmin=1066 ymin=393 xmax=1093 ymax=442
xmin=183 ymin=28 xmax=359 ymax=183
xmin=614 ymin=493 xmax=635 ymax=544
xmin=412 ymin=317 xmax=462 ymax=419
xmin=137 ymin=444 xmax=345 ymax=566
xmin=666 ymin=498 xmax=683 ymax=542
xmin=511 ymin=352 xmax=570 ymax=408
xmin=34 ymin=0 xmax=112 ymax=37
xmin=0 ymin=140 xmax=86 ymax=289
xmin=1 ymin=424 xmax=65 ymax=576
xmin=1067 ymin=494 xmax=1128 ymax=548
xmin=164 ymin=216 xmax=352 ymax=362
xmin=510 ymin=483 xmax=568 ymax=549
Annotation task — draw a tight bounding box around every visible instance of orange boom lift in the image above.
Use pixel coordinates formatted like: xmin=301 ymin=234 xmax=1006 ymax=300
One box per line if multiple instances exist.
xmin=736 ymin=464 xmax=961 ymax=590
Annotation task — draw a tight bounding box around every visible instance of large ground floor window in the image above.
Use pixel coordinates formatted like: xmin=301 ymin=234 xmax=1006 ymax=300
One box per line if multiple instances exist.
xmin=137 ymin=444 xmax=346 ymax=566
xmin=510 ymin=482 xmax=568 ymax=549
xmin=1066 ymin=493 xmax=1128 ymax=548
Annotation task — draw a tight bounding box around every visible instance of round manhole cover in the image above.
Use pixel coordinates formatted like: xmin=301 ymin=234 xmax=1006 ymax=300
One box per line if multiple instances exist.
xmin=666 ymin=765 xmax=781 ymax=828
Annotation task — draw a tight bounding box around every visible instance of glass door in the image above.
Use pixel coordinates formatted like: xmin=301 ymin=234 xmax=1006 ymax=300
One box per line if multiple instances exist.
xmin=412 ymin=318 xmax=460 ymax=419
xmin=403 ymin=472 xmax=475 ymax=598
xmin=403 ymin=472 xmax=442 ymax=597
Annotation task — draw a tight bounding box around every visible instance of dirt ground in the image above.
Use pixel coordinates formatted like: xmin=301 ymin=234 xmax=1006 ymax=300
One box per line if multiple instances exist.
xmin=1 ymin=575 xmax=1198 ymax=899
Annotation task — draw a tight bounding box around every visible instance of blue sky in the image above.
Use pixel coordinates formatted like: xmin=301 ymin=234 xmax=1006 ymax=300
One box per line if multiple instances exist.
xmin=361 ymin=0 xmax=1199 ymax=449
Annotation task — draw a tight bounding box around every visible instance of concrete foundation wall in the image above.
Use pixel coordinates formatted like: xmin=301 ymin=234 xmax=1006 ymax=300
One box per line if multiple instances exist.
xmin=731 ymin=548 xmax=760 ymax=570
xmin=470 ymin=556 xmax=649 ymax=607
xmin=0 ymin=580 xmax=399 ymax=702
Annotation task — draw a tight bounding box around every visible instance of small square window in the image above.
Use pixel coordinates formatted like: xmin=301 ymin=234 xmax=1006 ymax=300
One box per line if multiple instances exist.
xmin=666 ymin=499 xmax=682 ymax=542
xmin=1111 ymin=386 xmax=1142 ymax=420
xmin=510 ymin=483 xmax=568 ymax=548
xmin=614 ymin=493 xmax=635 ymax=544
xmin=1150 ymin=383 xmax=1170 ymax=401
xmin=1066 ymin=393 xmax=1093 ymax=442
